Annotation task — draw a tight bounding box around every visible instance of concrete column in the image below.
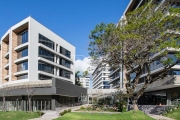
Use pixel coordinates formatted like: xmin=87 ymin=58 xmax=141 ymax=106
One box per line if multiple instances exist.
xmin=41 ymin=100 xmax=42 ymax=111
xmin=21 ymin=100 xmax=24 ymax=111
xmin=51 ymin=99 xmax=56 ymax=111
xmin=167 ymin=92 xmax=171 ymax=105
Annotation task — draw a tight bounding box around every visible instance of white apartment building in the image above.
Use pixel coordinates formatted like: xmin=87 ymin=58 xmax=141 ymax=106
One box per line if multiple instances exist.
xmin=1 ymin=16 xmax=75 ymax=84
xmin=92 ymin=62 xmax=110 ymax=89
xmin=80 ymin=76 xmax=90 ymax=89
xmin=0 ymin=17 xmax=88 ymax=111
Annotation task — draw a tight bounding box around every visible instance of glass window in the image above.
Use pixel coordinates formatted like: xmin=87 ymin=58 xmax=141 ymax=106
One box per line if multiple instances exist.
xmin=39 ymin=34 xmax=54 ymax=49
xmin=39 ymin=48 xmax=54 ymax=62
xmin=39 ymin=74 xmax=52 ymax=80
xmin=38 ymin=61 xmax=54 ymax=74
xmin=17 ymin=61 xmax=28 ymax=72
xmin=17 ymin=74 xmax=28 ymax=80
xmin=60 ymin=46 xmax=71 ymax=58
xmin=168 ymin=70 xmax=180 ymax=75
xmin=17 ymin=48 xmax=28 ymax=58
xmin=18 ymin=30 xmax=28 ymax=45
xmin=59 ymin=69 xmax=71 ymax=79
xmin=60 ymin=58 xmax=71 ymax=68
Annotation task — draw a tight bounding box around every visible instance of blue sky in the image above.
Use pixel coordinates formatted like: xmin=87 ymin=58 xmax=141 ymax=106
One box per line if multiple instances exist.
xmin=0 ymin=0 xmax=130 ymax=88
xmin=0 ymin=0 xmax=129 ymax=59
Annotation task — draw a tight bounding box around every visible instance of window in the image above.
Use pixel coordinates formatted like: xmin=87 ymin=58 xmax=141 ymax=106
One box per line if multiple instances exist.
xmin=39 ymin=34 xmax=54 ymax=49
xmin=168 ymin=70 xmax=180 ymax=75
xmin=39 ymin=48 xmax=54 ymax=62
xmin=60 ymin=46 xmax=71 ymax=58
xmin=60 ymin=58 xmax=71 ymax=68
xmin=17 ymin=74 xmax=28 ymax=80
xmin=18 ymin=30 xmax=28 ymax=45
xmin=38 ymin=61 xmax=54 ymax=74
xmin=17 ymin=61 xmax=28 ymax=72
xmin=39 ymin=74 xmax=52 ymax=80
xmin=59 ymin=69 xmax=71 ymax=79
xmin=17 ymin=48 xmax=28 ymax=58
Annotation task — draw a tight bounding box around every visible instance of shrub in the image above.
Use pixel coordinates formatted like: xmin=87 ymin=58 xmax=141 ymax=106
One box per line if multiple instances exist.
xmin=64 ymin=110 xmax=68 ymax=114
xmin=80 ymin=106 xmax=85 ymax=110
xmin=68 ymin=109 xmax=71 ymax=112
xmin=37 ymin=111 xmax=44 ymax=116
xmin=59 ymin=111 xmax=65 ymax=116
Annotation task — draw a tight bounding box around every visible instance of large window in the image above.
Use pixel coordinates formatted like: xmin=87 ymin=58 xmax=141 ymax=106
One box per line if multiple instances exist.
xmin=39 ymin=74 xmax=52 ymax=80
xmin=60 ymin=58 xmax=71 ymax=68
xmin=18 ymin=30 xmax=28 ymax=45
xmin=59 ymin=69 xmax=71 ymax=79
xmin=38 ymin=61 xmax=54 ymax=74
xmin=60 ymin=46 xmax=71 ymax=58
xmin=17 ymin=48 xmax=28 ymax=58
xmin=168 ymin=70 xmax=180 ymax=76
xmin=17 ymin=61 xmax=28 ymax=72
xmin=39 ymin=48 xmax=54 ymax=62
xmin=39 ymin=34 xmax=54 ymax=49
xmin=17 ymin=74 xmax=28 ymax=80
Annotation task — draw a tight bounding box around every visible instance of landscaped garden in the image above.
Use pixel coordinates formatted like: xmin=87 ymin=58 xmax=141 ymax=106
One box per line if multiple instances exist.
xmin=55 ymin=110 xmax=154 ymax=120
xmin=163 ymin=104 xmax=180 ymax=120
xmin=0 ymin=111 xmax=41 ymax=120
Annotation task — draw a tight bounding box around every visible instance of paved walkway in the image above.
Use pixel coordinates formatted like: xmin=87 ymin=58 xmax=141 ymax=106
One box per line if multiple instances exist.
xmin=29 ymin=104 xmax=89 ymax=120
xmin=148 ymin=114 xmax=174 ymax=120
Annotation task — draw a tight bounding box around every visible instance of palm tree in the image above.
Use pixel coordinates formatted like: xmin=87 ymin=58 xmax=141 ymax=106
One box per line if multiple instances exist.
xmin=75 ymin=71 xmax=82 ymax=86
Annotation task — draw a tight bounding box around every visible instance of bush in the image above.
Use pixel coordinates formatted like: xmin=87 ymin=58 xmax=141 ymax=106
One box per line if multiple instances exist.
xmin=64 ymin=110 xmax=68 ymax=114
xmin=80 ymin=106 xmax=85 ymax=110
xmin=59 ymin=111 xmax=65 ymax=116
xmin=68 ymin=109 xmax=71 ymax=112
xmin=37 ymin=111 xmax=44 ymax=116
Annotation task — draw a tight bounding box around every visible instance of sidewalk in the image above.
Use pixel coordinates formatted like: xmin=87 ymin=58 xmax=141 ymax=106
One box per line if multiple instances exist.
xmin=148 ymin=114 xmax=174 ymax=120
xmin=29 ymin=104 xmax=89 ymax=120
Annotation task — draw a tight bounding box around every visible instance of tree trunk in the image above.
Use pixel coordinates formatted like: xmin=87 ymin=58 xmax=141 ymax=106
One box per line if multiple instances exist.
xmin=132 ymin=97 xmax=139 ymax=111
xmin=28 ymin=98 xmax=31 ymax=112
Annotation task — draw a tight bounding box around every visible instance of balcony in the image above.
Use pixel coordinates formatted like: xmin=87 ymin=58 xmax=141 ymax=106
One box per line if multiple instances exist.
xmin=4 ymin=75 xmax=9 ymax=80
xmin=14 ymin=56 xmax=28 ymax=64
xmin=135 ymin=75 xmax=180 ymax=93
xmin=14 ymin=42 xmax=29 ymax=51
xmin=4 ymin=63 xmax=9 ymax=69
xmin=14 ymin=70 xmax=28 ymax=76
xmin=38 ymin=57 xmax=73 ymax=72
xmin=4 ymin=52 xmax=9 ymax=59
xmin=109 ymin=76 xmax=120 ymax=84
xmin=38 ymin=43 xmax=73 ymax=62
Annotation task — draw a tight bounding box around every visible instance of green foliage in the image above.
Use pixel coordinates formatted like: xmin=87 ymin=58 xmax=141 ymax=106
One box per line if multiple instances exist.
xmin=37 ymin=111 xmax=44 ymax=116
xmin=60 ymin=109 xmax=72 ymax=116
xmin=88 ymin=0 xmax=180 ymax=107
xmin=80 ymin=106 xmax=85 ymax=110
xmin=68 ymin=109 xmax=71 ymax=112
xmin=75 ymin=71 xmax=82 ymax=86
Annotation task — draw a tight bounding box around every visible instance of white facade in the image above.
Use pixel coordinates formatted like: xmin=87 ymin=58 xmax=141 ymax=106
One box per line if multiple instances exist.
xmin=80 ymin=76 xmax=90 ymax=89
xmin=0 ymin=16 xmax=75 ymax=85
xmin=92 ymin=63 xmax=110 ymax=89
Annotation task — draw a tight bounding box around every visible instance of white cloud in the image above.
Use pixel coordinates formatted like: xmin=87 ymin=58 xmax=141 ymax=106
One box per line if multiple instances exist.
xmin=75 ymin=57 xmax=94 ymax=74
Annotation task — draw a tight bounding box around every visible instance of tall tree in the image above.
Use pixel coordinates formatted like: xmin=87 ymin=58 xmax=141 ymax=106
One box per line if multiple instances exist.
xmin=89 ymin=1 xmax=180 ymax=111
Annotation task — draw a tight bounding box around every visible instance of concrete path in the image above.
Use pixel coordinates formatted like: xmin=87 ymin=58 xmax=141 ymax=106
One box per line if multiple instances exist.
xmin=29 ymin=111 xmax=59 ymax=120
xmin=29 ymin=104 xmax=89 ymax=120
xmin=148 ymin=114 xmax=174 ymax=120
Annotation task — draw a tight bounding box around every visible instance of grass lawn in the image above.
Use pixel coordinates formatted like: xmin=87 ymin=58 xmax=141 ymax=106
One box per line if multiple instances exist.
xmin=55 ymin=111 xmax=154 ymax=120
xmin=164 ymin=108 xmax=180 ymax=120
xmin=0 ymin=111 xmax=39 ymax=120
